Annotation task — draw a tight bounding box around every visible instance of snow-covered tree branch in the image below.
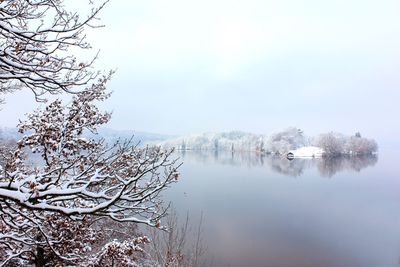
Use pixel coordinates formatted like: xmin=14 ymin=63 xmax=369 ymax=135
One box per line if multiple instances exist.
xmin=0 ymin=76 xmax=180 ymax=266
xmin=0 ymin=0 xmax=108 ymax=100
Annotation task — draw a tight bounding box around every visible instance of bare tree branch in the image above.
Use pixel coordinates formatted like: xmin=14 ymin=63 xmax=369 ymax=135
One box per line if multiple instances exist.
xmin=0 ymin=0 xmax=108 ymax=101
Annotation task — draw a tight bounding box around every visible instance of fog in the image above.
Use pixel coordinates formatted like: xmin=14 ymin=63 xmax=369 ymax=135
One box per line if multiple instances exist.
xmin=1 ymin=0 xmax=399 ymax=146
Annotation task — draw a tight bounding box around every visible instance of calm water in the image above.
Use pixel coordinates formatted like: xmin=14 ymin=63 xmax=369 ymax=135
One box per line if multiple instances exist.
xmin=163 ymin=148 xmax=400 ymax=267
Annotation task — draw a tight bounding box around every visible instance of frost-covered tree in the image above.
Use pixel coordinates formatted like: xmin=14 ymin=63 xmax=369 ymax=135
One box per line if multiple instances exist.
xmin=159 ymin=131 xmax=270 ymax=153
xmin=266 ymin=127 xmax=306 ymax=154
xmin=0 ymin=1 xmax=183 ymax=266
xmin=316 ymin=132 xmax=378 ymax=156
xmin=256 ymin=137 xmax=265 ymax=153
xmin=0 ymin=76 xmax=180 ymax=266
xmin=0 ymin=0 xmax=107 ymax=100
xmin=345 ymin=135 xmax=378 ymax=155
xmin=316 ymin=132 xmax=344 ymax=156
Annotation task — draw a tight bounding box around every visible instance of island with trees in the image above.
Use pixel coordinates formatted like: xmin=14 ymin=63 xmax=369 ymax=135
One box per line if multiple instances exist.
xmin=158 ymin=127 xmax=378 ymax=158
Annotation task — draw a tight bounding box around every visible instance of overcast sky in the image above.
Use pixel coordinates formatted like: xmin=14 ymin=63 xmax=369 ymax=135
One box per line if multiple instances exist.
xmin=1 ymin=0 xmax=400 ymax=144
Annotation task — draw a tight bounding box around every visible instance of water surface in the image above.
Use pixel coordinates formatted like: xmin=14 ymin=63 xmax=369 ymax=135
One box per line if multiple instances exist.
xmin=163 ymin=149 xmax=400 ymax=267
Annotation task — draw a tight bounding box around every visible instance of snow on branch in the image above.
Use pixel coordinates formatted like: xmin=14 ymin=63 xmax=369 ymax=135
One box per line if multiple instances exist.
xmin=0 ymin=75 xmax=180 ymax=266
xmin=0 ymin=0 xmax=109 ymax=100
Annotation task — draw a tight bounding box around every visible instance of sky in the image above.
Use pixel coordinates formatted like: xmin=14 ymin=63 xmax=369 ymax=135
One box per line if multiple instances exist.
xmin=1 ymin=0 xmax=400 ymax=144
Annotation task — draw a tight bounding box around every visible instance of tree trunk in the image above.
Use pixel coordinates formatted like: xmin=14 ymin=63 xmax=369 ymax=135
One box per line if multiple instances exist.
xmin=35 ymin=246 xmax=45 ymax=267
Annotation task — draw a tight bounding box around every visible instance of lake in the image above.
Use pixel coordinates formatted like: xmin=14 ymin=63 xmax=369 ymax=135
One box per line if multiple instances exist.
xmin=161 ymin=148 xmax=400 ymax=267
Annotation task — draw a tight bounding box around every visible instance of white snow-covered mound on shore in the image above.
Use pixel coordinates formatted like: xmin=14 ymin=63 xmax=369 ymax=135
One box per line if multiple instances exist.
xmin=288 ymin=146 xmax=325 ymax=158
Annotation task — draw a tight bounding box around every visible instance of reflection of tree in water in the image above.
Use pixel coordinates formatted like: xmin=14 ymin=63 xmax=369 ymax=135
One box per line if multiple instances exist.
xmin=316 ymin=155 xmax=378 ymax=178
xmin=266 ymin=155 xmax=378 ymax=177
xmin=178 ymin=150 xmax=378 ymax=177
xmin=266 ymin=157 xmax=311 ymax=177
xmin=178 ymin=150 xmax=265 ymax=167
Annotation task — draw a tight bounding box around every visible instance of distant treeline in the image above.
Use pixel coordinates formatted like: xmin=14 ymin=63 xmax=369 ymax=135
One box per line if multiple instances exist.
xmin=158 ymin=128 xmax=378 ymax=156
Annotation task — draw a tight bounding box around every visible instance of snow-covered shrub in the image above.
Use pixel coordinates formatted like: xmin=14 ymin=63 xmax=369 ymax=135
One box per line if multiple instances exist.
xmin=89 ymin=237 xmax=149 ymax=267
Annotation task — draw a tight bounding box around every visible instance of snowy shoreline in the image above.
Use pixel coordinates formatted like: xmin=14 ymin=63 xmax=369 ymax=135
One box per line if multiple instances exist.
xmin=287 ymin=146 xmax=325 ymax=158
xmin=157 ymin=128 xmax=378 ymax=157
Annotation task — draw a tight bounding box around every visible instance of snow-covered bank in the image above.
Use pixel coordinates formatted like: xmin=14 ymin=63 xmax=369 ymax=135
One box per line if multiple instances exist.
xmin=287 ymin=146 xmax=325 ymax=158
xmin=157 ymin=128 xmax=378 ymax=157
